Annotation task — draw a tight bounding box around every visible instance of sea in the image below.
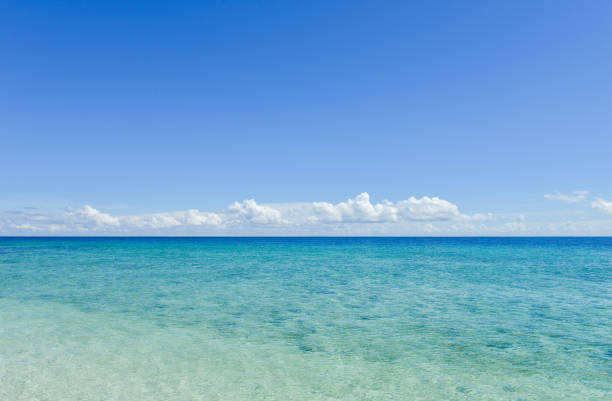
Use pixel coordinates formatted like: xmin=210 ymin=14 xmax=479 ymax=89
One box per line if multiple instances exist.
xmin=0 ymin=237 xmax=610 ymax=400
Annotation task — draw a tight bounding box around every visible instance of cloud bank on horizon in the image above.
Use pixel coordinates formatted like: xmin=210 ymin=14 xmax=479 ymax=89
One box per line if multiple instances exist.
xmin=2 ymin=191 xmax=612 ymax=235
xmin=1 ymin=193 xmax=490 ymax=234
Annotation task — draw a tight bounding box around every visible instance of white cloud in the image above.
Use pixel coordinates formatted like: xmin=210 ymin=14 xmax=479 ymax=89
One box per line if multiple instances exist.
xmin=544 ymin=191 xmax=589 ymax=202
xmin=119 ymin=209 xmax=223 ymax=230
xmin=0 ymin=192 xmax=491 ymax=234
xmin=5 ymin=192 xmax=612 ymax=235
xmin=70 ymin=205 xmax=120 ymax=228
xmin=591 ymin=198 xmax=612 ymax=215
xmin=227 ymin=199 xmax=285 ymax=225
xmin=283 ymin=193 xmax=491 ymax=224
xmin=311 ymin=192 xmax=398 ymax=223
xmin=309 ymin=193 xmax=461 ymax=223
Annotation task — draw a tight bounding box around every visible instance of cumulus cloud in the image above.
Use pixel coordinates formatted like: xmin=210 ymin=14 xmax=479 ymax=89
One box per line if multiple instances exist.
xmin=70 ymin=205 xmax=120 ymax=228
xmin=591 ymin=198 xmax=612 ymax=215
xmin=227 ymin=199 xmax=285 ymax=225
xmin=0 ymin=192 xmax=491 ymax=234
xmin=544 ymin=191 xmax=589 ymax=202
xmin=0 ymin=206 xmax=223 ymax=233
xmin=305 ymin=192 xmax=490 ymax=223
xmin=119 ymin=209 xmax=223 ymax=229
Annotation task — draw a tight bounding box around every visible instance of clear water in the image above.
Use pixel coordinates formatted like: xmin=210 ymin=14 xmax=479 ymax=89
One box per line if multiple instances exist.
xmin=0 ymin=237 xmax=610 ymax=400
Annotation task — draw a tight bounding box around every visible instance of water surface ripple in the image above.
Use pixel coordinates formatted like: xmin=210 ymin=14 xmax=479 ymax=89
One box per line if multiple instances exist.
xmin=0 ymin=237 xmax=610 ymax=400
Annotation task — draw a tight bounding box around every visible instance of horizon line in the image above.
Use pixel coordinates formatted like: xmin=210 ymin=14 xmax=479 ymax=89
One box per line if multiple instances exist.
xmin=2 ymin=235 xmax=611 ymax=239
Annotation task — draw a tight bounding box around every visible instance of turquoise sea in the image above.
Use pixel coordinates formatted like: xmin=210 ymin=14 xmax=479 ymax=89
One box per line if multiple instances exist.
xmin=0 ymin=237 xmax=610 ymax=400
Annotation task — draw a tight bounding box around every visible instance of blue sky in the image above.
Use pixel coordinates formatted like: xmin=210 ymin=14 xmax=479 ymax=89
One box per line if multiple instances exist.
xmin=1 ymin=0 xmax=611 ymax=235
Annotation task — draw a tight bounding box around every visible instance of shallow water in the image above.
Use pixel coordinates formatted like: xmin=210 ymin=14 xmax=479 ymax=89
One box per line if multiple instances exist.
xmin=1 ymin=237 xmax=610 ymax=400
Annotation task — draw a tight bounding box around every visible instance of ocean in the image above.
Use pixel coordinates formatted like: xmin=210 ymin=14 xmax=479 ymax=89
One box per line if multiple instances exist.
xmin=0 ymin=237 xmax=610 ymax=400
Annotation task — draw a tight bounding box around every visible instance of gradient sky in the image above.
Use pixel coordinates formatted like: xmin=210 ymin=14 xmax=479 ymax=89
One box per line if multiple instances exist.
xmin=1 ymin=1 xmax=611 ymax=235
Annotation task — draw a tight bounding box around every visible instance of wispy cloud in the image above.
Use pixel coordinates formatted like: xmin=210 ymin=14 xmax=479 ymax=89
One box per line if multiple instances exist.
xmin=591 ymin=198 xmax=612 ymax=215
xmin=544 ymin=190 xmax=589 ymax=202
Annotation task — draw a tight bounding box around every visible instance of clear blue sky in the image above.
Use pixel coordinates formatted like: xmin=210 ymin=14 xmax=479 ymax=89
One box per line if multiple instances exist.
xmin=1 ymin=1 xmax=611 ymax=234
